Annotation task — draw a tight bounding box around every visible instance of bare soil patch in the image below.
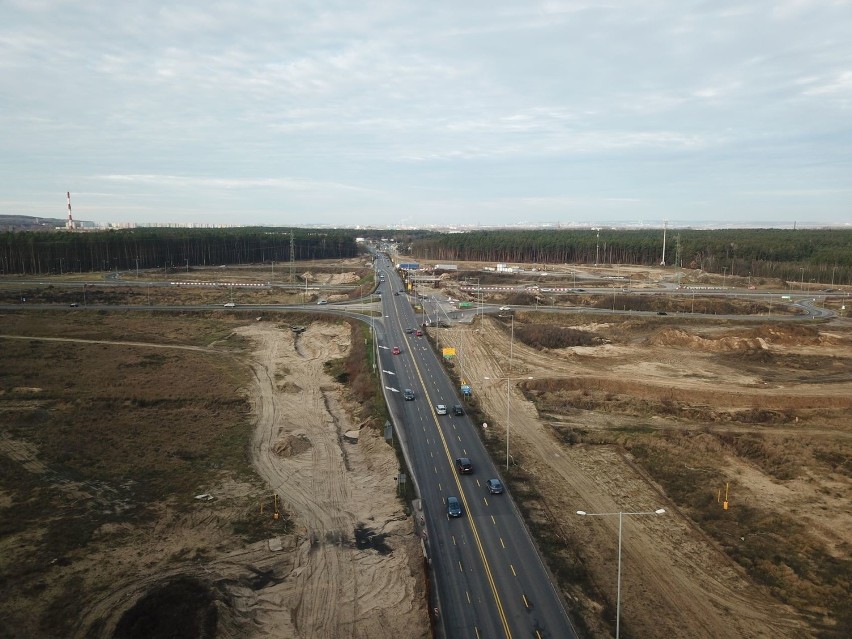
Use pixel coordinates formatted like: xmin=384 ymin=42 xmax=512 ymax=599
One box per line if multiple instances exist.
xmin=0 ymin=312 xmax=427 ymax=639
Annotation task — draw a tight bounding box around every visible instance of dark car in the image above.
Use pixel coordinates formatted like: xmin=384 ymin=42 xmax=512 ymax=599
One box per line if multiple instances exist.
xmin=485 ymin=479 xmax=504 ymax=494
xmin=452 ymin=405 xmax=464 ymax=416
xmin=447 ymin=496 xmax=462 ymax=518
xmin=456 ymin=457 xmax=472 ymax=474
xmin=657 ymin=311 xmax=668 ymax=316
xmin=405 ymin=327 xmax=414 ymax=334
xmin=403 ymin=388 xmax=415 ymax=401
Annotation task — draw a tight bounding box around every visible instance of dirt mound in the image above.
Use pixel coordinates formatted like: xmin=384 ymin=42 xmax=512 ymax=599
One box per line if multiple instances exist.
xmin=272 ymin=433 xmax=312 ymax=457
xmin=749 ymin=323 xmax=824 ymax=345
xmin=648 ymin=328 xmax=766 ymax=352
xmin=328 ymin=272 xmax=359 ymax=285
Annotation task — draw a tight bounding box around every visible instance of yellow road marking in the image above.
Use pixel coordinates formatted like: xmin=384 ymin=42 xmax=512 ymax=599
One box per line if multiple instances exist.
xmin=399 ymin=312 xmax=512 ymax=638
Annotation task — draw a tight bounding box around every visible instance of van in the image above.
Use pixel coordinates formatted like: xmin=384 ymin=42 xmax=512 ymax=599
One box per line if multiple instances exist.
xmin=447 ymin=496 xmax=462 ymax=518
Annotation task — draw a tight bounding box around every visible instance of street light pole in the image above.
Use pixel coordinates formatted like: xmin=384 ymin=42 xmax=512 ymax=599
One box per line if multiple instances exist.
xmin=509 ymin=314 xmax=514 ymax=375
xmin=485 ymin=373 xmax=533 ymax=471
xmin=576 ymin=508 xmax=666 ymax=639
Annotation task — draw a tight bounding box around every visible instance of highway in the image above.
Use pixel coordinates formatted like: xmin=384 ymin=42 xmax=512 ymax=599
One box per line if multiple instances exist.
xmin=371 ymin=259 xmax=577 ymax=639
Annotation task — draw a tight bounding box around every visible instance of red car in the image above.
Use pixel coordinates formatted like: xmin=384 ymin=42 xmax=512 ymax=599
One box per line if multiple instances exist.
xmin=392 ymin=346 xmax=401 ymax=355
xmin=415 ymin=330 xmax=422 ymax=337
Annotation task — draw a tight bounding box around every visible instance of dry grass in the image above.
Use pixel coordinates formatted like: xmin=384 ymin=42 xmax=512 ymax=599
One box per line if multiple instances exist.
xmin=0 ymin=312 xmax=290 ymax=637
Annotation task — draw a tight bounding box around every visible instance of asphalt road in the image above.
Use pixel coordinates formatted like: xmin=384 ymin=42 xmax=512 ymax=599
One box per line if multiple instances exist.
xmin=373 ymin=260 xmax=577 ymax=639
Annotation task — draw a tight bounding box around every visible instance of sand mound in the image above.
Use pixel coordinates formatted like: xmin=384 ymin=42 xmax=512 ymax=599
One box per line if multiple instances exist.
xmin=648 ymin=328 xmax=766 ymax=352
xmin=272 ymin=433 xmax=312 ymax=458
xmin=749 ymin=324 xmax=824 ymax=345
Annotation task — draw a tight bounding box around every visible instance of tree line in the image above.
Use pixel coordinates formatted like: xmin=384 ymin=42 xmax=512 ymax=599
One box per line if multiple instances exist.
xmin=407 ymin=228 xmax=852 ymax=285
xmin=0 ymin=228 xmax=359 ymax=275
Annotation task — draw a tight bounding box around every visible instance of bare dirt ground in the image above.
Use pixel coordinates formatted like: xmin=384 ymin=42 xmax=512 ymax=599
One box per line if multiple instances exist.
xmin=433 ymin=313 xmax=851 ymax=639
xmin=0 ymin=317 xmax=428 ymax=639
xmin=233 ymin=322 xmax=428 ymax=638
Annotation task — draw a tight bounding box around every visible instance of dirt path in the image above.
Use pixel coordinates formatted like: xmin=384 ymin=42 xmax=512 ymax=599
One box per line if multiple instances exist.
xmin=2 ymin=329 xmax=427 ymax=638
xmin=438 ymin=319 xmax=811 ymax=639
xmin=236 ymin=323 xmax=428 ymax=638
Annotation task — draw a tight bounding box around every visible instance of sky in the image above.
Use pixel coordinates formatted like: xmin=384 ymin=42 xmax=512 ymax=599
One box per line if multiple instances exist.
xmin=2 ymin=0 xmax=851 ymax=229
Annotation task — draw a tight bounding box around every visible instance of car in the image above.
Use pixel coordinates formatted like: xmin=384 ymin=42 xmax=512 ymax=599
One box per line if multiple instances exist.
xmin=394 ymin=292 xmax=400 ymax=296
xmin=392 ymin=346 xmax=401 ymax=355
xmin=485 ymin=479 xmax=504 ymax=494
xmin=447 ymin=496 xmax=463 ymax=518
xmin=317 ymin=300 xmax=328 ymax=305
xmin=435 ymin=404 xmax=447 ymax=415
xmin=456 ymin=457 xmax=472 ymax=474
xmin=404 ymin=327 xmax=414 ymax=334
xmin=657 ymin=311 xmax=667 ymax=315
xmin=499 ymin=306 xmax=511 ymax=311
xmin=415 ymin=330 xmax=422 ymax=337
xmin=452 ymin=405 xmax=464 ymax=416
xmin=223 ymin=302 xmax=236 ymax=307
xmin=403 ymin=389 xmax=415 ymax=401
xmin=69 ymin=303 xmax=79 ymax=307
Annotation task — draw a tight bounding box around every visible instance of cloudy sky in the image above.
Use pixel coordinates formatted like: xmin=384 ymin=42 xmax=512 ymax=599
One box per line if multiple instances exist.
xmin=2 ymin=1 xmax=851 ymax=228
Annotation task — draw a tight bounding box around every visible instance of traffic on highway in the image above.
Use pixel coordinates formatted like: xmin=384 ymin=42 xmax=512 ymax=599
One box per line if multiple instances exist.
xmin=371 ymin=257 xmax=577 ymax=639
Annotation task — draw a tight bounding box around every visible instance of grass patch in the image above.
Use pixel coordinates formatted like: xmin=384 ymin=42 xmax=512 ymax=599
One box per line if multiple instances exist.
xmin=626 ymin=434 xmax=852 ymax=638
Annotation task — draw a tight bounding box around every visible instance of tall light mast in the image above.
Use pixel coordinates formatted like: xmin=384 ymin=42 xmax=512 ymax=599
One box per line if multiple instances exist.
xmin=660 ymin=220 xmax=667 ymax=266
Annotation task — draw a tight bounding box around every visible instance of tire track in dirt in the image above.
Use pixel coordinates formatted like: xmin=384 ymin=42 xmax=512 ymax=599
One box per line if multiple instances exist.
xmin=237 ymin=323 xmax=428 ymax=639
xmin=9 ymin=328 xmax=427 ymax=638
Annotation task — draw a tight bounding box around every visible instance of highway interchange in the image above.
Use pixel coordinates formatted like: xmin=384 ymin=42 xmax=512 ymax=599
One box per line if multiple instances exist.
xmin=1 ymin=263 xmax=842 ymax=638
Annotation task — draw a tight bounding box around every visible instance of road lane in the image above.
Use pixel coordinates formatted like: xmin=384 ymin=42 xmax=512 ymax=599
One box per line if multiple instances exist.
xmin=375 ymin=263 xmax=577 ymax=639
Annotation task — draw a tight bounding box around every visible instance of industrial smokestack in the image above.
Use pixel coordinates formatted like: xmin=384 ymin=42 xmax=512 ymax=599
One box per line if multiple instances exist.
xmin=66 ymin=192 xmax=75 ymax=230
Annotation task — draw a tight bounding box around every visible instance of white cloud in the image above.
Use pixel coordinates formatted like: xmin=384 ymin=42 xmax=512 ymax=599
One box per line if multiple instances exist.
xmin=0 ymin=0 xmax=850 ymax=226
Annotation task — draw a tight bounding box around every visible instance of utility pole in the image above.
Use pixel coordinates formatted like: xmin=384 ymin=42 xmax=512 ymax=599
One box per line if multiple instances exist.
xmin=290 ymin=231 xmax=296 ymax=283
xmin=595 ymin=229 xmax=600 ymax=266
xmin=660 ymin=220 xmax=667 ymax=266
xmin=675 ymin=233 xmax=681 ymax=288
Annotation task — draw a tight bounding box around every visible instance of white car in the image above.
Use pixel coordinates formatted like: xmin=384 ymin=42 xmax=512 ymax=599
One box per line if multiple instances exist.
xmin=223 ymin=302 xmax=236 ymax=307
xmin=499 ymin=306 xmax=511 ymax=311
xmin=435 ymin=404 xmax=448 ymax=415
